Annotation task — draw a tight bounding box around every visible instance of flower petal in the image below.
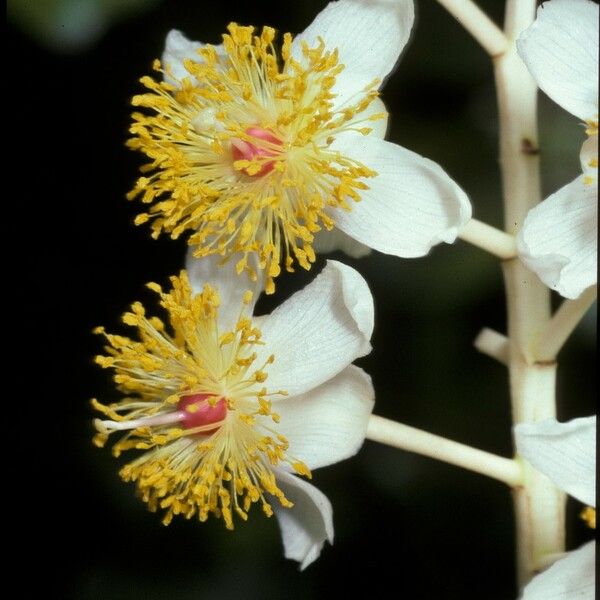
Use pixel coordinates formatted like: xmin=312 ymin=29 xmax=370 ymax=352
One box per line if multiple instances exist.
xmin=515 ymin=416 xmax=596 ymax=506
xmin=161 ymin=30 xmax=225 ymax=87
xmin=331 ymin=135 xmax=471 ymax=257
xmin=185 ymin=250 xmax=264 ymax=330
xmin=258 ymin=260 xmax=373 ymax=397
xmin=518 ymin=176 xmax=597 ymax=299
xmin=522 ymin=541 xmax=595 ymax=600
xmin=273 ymin=469 xmax=334 ymax=570
xmin=312 ymin=227 xmax=372 ymax=258
xmin=361 ymin=96 xmax=389 ymax=140
xmin=292 ymin=0 xmax=414 ymax=107
xmin=517 ymin=0 xmax=599 ymax=121
xmin=276 ymin=365 xmax=374 ymax=470
xmin=312 ymin=95 xmax=388 ymax=259
xmin=161 ymin=30 xmax=204 ymax=85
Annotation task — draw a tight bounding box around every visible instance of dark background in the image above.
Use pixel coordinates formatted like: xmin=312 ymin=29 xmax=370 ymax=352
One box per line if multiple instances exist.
xmin=10 ymin=1 xmax=595 ymax=598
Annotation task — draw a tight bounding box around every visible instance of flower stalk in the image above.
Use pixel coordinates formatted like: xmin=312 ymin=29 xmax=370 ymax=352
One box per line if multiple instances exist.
xmin=459 ymin=218 xmax=518 ymax=259
xmin=367 ymin=415 xmax=522 ymax=486
xmin=474 ymin=327 xmax=509 ymax=365
xmin=536 ymin=286 xmax=597 ymax=362
xmin=494 ymin=0 xmax=565 ymax=588
xmin=435 ymin=0 xmax=508 ymax=56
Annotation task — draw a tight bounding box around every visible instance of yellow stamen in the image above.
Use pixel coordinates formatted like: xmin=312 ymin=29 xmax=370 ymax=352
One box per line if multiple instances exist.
xmin=127 ymin=23 xmax=382 ymax=293
xmin=92 ymin=271 xmax=310 ymax=527
xmin=580 ymin=506 xmax=596 ymax=529
xmin=582 ymin=120 xmax=598 ymax=186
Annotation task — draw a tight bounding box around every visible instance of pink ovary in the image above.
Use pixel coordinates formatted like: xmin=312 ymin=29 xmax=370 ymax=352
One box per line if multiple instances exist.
xmin=231 ymin=127 xmax=283 ymax=176
xmin=178 ymin=393 xmax=227 ymax=431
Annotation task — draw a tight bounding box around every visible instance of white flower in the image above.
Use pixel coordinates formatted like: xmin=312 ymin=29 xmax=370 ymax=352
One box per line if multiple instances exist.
xmin=515 ymin=417 xmax=596 ymax=599
xmin=129 ymin=0 xmax=471 ymax=294
xmin=93 ymin=255 xmax=375 ymax=569
xmin=517 ymin=0 xmax=598 ymax=299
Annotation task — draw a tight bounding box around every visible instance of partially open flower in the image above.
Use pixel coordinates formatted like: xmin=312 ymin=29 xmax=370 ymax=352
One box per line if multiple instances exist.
xmin=128 ymin=0 xmax=471 ymax=293
xmin=92 ymin=258 xmax=375 ymax=568
xmin=517 ymin=0 xmax=598 ymax=299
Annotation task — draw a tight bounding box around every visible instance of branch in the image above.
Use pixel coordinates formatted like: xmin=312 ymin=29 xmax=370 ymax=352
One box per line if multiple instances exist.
xmin=366 ymin=414 xmax=522 ymax=487
xmin=435 ymin=0 xmax=509 ymax=57
xmin=536 ymin=286 xmax=597 ymax=361
xmin=459 ymin=218 xmax=518 ymax=259
xmin=474 ymin=327 xmax=509 ymax=365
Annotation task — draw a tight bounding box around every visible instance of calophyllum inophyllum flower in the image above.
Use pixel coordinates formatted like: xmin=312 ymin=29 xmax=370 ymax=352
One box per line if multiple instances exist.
xmin=128 ymin=0 xmax=471 ymax=293
xmin=515 ymin=417 xmax=596 ymax=599
xmin=92 ymin=257 xmax=375 ymax=569
xmin=517 ymin=0 xmax=598 ymax=299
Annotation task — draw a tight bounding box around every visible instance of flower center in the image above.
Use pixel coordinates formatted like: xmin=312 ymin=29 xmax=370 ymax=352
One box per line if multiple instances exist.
xmin=178 ymin=393 xmax=227 ymax=430
xmin=231 ymin=127 xmax=283 ymax=177
xmin=127 ymin=23 xmax=383 ymax=293
xmin=92 ymin=273 xmax=311 ymax=529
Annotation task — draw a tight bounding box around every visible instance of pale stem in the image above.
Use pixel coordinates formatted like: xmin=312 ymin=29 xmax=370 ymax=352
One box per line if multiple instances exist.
xmin=495 ymin=0 xmax=565 ymax=588
xmin=536 ymin=286 xmax=597 ymax=362
xmin=459 ymin=218 xmax=518 ymax=259
xmin=435 ymin=0 xmax=509 ymax=56
xmin=474 ymin=327 xmax=509 ymax=365
xmin=507 ymin=362 xmax=565 ymax=577
xmin=366 ymin=415 xmax=522 ymax=487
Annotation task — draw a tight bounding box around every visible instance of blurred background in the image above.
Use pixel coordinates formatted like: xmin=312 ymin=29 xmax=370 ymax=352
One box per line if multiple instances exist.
xmin=10 ymin=1 xmax=596 ymax=598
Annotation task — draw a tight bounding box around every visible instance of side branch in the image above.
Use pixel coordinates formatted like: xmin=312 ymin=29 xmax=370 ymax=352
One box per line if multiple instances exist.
xmin=459 ymin=218 xmax=518 ymax=259
xmin=435 ymin=0 xmax=508 ymax=57
xmin=474 ymin=327 xmax=509 ymax=365
xmin=366 ymin=414 xmax=522 ymax=487
xmin=536 ymin=286 xmax=597 ymax=361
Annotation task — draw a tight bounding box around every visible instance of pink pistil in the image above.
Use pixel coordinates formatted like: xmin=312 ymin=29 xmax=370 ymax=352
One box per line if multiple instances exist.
xmin=177 ymin=393 xmax=227 ymax=431
xmin=231 ymin=127 xmax=283 ymax=177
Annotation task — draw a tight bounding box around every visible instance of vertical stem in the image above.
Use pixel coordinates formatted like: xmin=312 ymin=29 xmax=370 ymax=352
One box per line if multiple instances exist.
xmin=494 ymin=0 xmax=565 ymax=589
xmin=507 ymin=362 xmax=565 ymax=588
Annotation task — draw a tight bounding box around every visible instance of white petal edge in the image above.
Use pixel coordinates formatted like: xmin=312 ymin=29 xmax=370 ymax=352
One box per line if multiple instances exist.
xmin=292 ymin=0 xmax=414 ymax=108
xmin=522 ymin=541 xmax=595 ymax=600
xmin=331 ymin=135 xmax=471 ymax=257
xmin=273 ymin=468 xmax=334 ymax=570
xmin=515 ymin=416 xmax=596 ymax=506
xmin=276 ymin=365 xmax=374 ymax=470
xmin=185 ymin=250 xmax=264 ymax=330
xmin=517 ymin=0 xmax=599 ymax=121
xmin=257 ymin=260 xmax=374 ymax=397
xmin=517 ymin=176 xmax=598 ymax=299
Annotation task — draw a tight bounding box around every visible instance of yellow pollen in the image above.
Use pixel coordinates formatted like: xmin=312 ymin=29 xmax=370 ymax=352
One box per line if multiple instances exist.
xmin=582 ymin=121 xmax=598 ymax=186
xmin=92 ymin=271 xmax=310 ymax=528
xmin=580 ymin=506 xmax=596 ymax=529
xmin=127 ymin=23 xmax=382 ymax=293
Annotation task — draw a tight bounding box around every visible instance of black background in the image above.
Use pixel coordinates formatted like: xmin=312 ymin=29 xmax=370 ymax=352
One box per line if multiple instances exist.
xmin=10 ymin=1 xmax=596 ymax=598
